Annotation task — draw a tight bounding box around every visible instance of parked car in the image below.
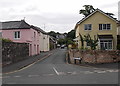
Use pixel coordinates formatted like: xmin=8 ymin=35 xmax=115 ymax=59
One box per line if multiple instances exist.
xmin=61 ymin=45 xmax=65 ymax=49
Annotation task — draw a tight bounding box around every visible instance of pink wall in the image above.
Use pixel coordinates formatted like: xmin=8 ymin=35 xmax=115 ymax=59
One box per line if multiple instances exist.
xmin=0 ymin=28 xmax=40 ymax=56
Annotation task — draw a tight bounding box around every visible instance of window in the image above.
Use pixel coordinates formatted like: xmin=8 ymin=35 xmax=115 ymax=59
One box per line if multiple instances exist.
xmin=99 ymin=24 xmax=111 ymax=30
xmin=14 ymin=31 xmax=20 ymax=39
xmin=100 ymin=40 xmax=112 ymax=50
xmin=84 ymin=24 xmax=92 ymax=30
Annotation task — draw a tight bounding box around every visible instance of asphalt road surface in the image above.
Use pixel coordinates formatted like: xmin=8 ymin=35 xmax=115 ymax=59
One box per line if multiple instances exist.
xmin=2 ymin=48 xmax=119 ymax=84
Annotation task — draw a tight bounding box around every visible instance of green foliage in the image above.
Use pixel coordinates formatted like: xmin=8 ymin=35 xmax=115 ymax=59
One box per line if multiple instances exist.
xmin=79 ymin=5 xmax=114 ymax=18
xmin=106 ymin=13 xmax=114 ymax=16
xmin=67 ymin=30 xmax=75 ymax=39
xmin=57 ymin=39 xmax=66 ymax=45
xmin=84 ymin=34 xmax=98 ymax=50
xmin=117 ymin=44 xmax=120 ymax=50
xmin=79 ymin=5 xmax=95 ymax=17
xmin=0 ymin=38 xmax=12 ymax=42
xmin=66 ymin=39 xmax=74 ymax=45
xmin=48 ymin=31 xmax=57 ymax=38
xmin=79 ymin=33 xmax=84 ymax=49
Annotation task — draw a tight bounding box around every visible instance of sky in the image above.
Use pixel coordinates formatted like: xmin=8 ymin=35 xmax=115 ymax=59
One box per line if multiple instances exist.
xmin=0 ymin=0 xmax=119 ymax=33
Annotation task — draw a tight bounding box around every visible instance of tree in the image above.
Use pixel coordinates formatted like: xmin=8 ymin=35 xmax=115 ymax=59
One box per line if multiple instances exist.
xmin=0 ymin=38 xmax=12 ymax=42
xmin=67 ymin=30 xmax=75 ymax=39
xmin=48 ymin=31 xmax=57 ymax=38
xmin=84 ymin=34 xmax=98 ymax=50
xmin=79 ymin=5 xmax=95 ymax=17
xmin=106 ymin=13 xmax=114 ymax=16
xmin=79 ymin=33 xmax=84 ymax=49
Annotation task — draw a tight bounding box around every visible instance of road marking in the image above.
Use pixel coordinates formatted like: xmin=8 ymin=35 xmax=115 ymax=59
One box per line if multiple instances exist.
xmin=28 ymin=75 xmax=40 ymax=77
xmin=1 ymin=76 xmax=10 ymax=78
xmin=43 ymin=74 xmax=55 ymax=76
xmin=84 ymin=71 xmax=94 ymax=74
xmin=53 ymin=67 xmax=59 ymax=75
xmin=94 ymin=70 xmax=106 ymax=73
xmin=3 ymin=53 xmax=53 ymax=75
xmin=106 ymin=69 xmax=119 ymax=73
xmin=13 ymin=76 xmax=21 ymax=78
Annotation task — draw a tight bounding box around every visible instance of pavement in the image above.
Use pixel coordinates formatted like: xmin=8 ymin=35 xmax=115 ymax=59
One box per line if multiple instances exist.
xmin=78 ymin=62 xmax=120 ymax=70
xmin=2 ymin=50 xmax=54 ymax=74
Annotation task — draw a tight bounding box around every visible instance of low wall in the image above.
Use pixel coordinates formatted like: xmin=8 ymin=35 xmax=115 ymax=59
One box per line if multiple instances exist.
xmin=68 ymin=49 xmax=120 ymax=64
xmin=2 ymin=42 xmax=29 ymax=66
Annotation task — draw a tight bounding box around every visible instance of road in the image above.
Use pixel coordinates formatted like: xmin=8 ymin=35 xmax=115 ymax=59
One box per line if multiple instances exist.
xmin=2 ymin=48 xmax=119 ymax=84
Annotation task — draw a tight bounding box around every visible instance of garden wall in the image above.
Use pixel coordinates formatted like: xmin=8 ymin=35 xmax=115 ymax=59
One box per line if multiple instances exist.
xmin=68 ymin=49 xmax=120 ymax=64
xmin=2 ymin=41 xmax=29 ymax=66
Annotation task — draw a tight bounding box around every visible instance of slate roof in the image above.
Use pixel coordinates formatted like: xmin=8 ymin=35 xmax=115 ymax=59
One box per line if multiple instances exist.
xmin=31 ymin=25 xmax=47 ymax=34
xmin=1 ymin=20 xmax=48 ymax=35
xmin=0 ymin=20 xmax=31 ymax=29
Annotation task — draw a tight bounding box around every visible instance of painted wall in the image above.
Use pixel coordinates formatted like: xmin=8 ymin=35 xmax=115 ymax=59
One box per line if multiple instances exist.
xmin=76 ymin=11 xmax=117 ymax=50
xmin=0 ymin=28 xmax=40 ymax=56
xmin=118 ymin=26 xmax=120 ymax=35
xmin=39 ymin=32 xmax=49 ymax=52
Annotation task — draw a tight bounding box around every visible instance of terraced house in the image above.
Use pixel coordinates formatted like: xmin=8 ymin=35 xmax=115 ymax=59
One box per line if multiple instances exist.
xmin=0 ymin=20 xmax=41 ymax=56
xmin=75 ymin=9 xmax=119 ymax=50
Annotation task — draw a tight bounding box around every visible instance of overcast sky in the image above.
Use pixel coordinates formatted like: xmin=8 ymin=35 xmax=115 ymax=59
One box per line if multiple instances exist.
xmin=0 ymin=0 xmax=119 ymax=33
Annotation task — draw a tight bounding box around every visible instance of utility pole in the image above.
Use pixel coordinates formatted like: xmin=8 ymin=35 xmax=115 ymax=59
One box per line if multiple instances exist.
xmin=43 ymin=24 xmax=46 ymax=52
xmin=118 ymin=1 xmax=120 ymax=21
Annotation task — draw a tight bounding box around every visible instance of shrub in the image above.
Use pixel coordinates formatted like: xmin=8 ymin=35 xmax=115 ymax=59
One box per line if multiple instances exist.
xmin=117 ymin=44 xmax=120 ymax=50
xmin=0 ymin=38 xmax=12 ymax=42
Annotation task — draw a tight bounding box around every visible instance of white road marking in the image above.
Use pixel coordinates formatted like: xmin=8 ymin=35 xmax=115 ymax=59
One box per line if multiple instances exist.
xmin=43 ymin=74 xmax=55 ymax=76
xmin=71 ymin=72 xmax=77 ymax=75
xmin=106 ymin=69 xmax=119 ymax=73
xmin=94 ymin=70 xmax=106 ymax=73
xmin=28 ymin=75 xmax=40 ymax=77
xmin=59 ymin=72 xmax=66 ymax=75
xmin=53 ymin=67 xmax=59 ymax=75
xmin=13 ymin=76 xmax=21 ymax=78
xmin=84 ymin=71 xmax=94 ymax=74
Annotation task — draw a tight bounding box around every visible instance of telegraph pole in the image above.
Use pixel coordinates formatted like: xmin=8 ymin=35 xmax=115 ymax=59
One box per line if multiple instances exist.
xmin=118 ymin=1 xmax=120 ymax=21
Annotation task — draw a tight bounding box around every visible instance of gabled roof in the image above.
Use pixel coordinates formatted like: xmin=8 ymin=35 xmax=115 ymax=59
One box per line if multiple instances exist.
xmin=31 ymin=25 xmax=47 ymax=34
xmin=1 ymin=20 xmax=31 ymax=30
xmin=75 ymin=9 xmax=118 ymax=29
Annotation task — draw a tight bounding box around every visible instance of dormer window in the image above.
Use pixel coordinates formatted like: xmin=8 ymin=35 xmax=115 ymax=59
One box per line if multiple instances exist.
xmin=84 ymin=24 xmax=92 ymax=30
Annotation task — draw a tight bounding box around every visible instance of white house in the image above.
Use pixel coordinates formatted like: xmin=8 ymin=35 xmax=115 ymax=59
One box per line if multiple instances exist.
xmin=31 ymin=25 xmax=50 ymax=52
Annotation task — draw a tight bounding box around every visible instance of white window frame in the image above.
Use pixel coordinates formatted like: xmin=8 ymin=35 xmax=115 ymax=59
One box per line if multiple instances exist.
xmin=84 ymin=24 xmax=92 ymax=31
xmin=99 ymin=24 xmax=112 ymax=30
xmin=14 ymin=31 xmax=20 ymax=39
xmin=99 ymin=39 xmax=113 ymax=50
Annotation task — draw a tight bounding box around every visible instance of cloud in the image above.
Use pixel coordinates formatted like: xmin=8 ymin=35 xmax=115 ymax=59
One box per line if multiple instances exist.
xmin=0 ymin=0 xmax=119 ymax=33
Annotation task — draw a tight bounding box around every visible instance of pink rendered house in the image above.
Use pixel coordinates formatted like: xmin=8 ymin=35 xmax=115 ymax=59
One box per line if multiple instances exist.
xmin=0 ymin=20 xmax=40 ymax=56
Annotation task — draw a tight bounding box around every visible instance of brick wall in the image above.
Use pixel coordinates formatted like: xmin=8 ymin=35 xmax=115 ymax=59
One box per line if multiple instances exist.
xmin=2 ymin=42 xmax=29 ymax=66
xmin=69 ymin=49 xmax=120 ymax=64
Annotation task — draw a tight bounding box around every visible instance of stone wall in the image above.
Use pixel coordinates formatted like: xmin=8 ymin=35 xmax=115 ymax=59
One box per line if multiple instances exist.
xmin=68 ymin=49 xmax=120 ymax=64
xmin=2 ymin=42 xmax=29 ymax=66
